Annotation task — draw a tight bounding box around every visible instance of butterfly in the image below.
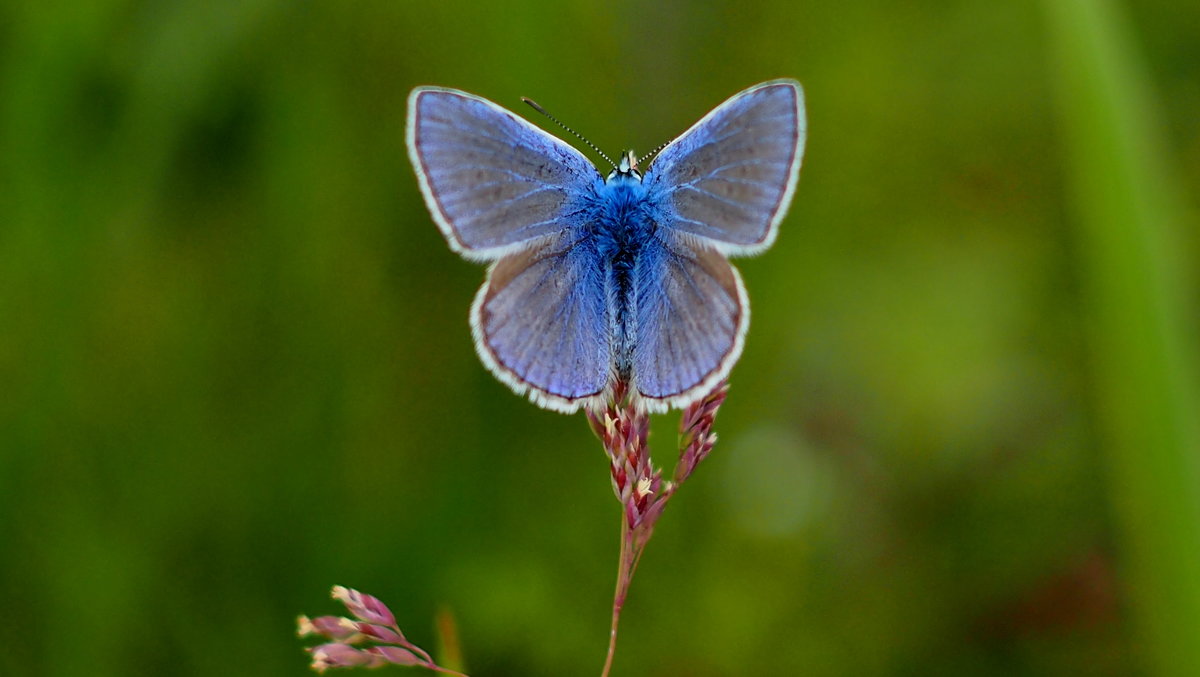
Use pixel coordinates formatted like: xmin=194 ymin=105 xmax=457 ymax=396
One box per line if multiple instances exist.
xmin=406 ymin=80 xmax=806 ymax=413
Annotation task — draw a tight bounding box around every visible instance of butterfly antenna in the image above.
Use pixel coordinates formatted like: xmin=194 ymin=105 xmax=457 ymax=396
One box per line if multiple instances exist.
xmin=522 ymin=97 xmax=617 ymax=171
xmin=640 ymin=138 xmax=673 ymax=167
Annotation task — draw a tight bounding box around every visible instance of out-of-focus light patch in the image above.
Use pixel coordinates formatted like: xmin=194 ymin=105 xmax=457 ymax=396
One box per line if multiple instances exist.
xmin=720 ymin=425 xmax=835 ymax=539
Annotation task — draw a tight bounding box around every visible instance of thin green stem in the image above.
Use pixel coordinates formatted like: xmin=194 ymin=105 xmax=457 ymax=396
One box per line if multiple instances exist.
xmin=601 ymin=518 xmax=633 ymax=677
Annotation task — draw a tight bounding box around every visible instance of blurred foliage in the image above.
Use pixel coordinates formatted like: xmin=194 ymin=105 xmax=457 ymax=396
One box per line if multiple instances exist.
xmin=1 ymin=1 xmax=1197 ymax=676
xmin=1046 ymin=1 xmax=1200 ymax=675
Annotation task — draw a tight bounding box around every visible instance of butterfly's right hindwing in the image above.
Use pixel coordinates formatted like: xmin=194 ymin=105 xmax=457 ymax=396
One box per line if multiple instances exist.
xmin=407 ymin=88 xmax=600 ymax=260
xmin=631 ymin=231 xmax=746 ymax=411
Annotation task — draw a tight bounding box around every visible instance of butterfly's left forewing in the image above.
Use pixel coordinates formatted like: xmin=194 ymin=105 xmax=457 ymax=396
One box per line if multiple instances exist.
xmin=407 ymin=87 xmax=600 ymax=260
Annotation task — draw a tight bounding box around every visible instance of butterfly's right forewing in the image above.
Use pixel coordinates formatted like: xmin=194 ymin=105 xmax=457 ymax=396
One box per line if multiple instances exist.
xmin=407 ymin=88 xmax=600 ymax=260
xmin=648 ymin=80 xmax=805 ymax=256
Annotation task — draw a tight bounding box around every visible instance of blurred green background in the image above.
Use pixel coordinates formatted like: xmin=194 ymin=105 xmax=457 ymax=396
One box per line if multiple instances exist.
xmin=2 ymin=1 xmax=1198 ymax=675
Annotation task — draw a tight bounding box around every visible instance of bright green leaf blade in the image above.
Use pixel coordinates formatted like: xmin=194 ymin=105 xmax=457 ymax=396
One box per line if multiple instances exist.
xmin=1044 ymin=1 xmax=1200 ymax=675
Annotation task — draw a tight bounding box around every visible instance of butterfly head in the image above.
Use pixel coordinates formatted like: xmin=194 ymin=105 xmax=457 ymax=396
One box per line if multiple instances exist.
xmin=607 ymin=150 xmax=642 ymax=182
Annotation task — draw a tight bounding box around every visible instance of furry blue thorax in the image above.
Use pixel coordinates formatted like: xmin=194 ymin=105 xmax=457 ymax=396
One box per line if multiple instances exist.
xmin=589 ymin=172 xmax=657 ymax=261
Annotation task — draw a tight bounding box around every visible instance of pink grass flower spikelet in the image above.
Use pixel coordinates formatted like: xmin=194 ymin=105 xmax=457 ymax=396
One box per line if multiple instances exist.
xmin=365 ymin=645 xmax=423 ymax=667
xmin=297 ymin=615 xmax=362 ymax=642
xmin=332 ymin=585 xmax=396 ymax=627
xmin=307 ymin=642 xmax=386 ymax=672
xmin=675 ymin=381 xmax=728 ymax=485
xmin=298 ymin=586 xmax=468 ymax=676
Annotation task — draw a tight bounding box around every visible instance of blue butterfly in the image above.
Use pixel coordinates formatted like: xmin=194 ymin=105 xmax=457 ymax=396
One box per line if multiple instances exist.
xmin=406 ymin=80 xmax=806 ymax=413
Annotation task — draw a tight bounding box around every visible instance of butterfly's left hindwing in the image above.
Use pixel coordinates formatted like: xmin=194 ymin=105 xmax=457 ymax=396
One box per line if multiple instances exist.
xmin=471 ymin=230 xmax=611 ymax=413
xmin=407 ymin=87 xmax=600 ymax=260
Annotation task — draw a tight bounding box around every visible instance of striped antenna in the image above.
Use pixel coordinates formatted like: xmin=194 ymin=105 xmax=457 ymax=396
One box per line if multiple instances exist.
xmin=639 ymin=138 xmax=674 ymax=167
xmin=522 ymin=97 xmax=616 ymax=171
